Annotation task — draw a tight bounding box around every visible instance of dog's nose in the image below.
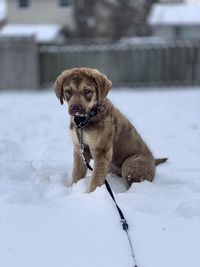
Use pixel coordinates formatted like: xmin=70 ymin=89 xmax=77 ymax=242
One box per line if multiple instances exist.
xmin=70 ymin=104 xmax=82 ymax=114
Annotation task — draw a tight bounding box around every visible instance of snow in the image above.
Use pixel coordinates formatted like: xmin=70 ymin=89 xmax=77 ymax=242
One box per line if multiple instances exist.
xmin=185 ymin=0 xmax=200 ymax=3
xmin=0 ymin=24 xmax=61 ymax=43
xmin=148 ymin=3 xmax=200 ymax=26
xmin=118 ymin=37 xmax=168 ymax=46
xmin=0 ymin=88 xmax=200 ymax=267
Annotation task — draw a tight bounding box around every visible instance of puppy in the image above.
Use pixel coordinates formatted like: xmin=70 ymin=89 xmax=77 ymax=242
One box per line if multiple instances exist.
xmin=54 ymin=67 xmax=167 ymax=192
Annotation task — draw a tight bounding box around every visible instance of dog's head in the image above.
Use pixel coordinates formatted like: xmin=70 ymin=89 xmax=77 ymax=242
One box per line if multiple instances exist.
xmin=54 ymin=68 xmax=112 ymax=116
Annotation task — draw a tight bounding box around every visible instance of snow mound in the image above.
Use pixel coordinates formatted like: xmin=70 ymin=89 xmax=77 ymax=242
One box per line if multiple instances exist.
xmin=0 ymin=89 xmax=200 ymax=267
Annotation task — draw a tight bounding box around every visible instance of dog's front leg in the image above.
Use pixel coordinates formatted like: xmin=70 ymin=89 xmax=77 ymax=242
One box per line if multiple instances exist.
xmin=72 ymin=148 xmax=88 ymax=184
xmin=88 ymin=148 xmax=112 ymax=192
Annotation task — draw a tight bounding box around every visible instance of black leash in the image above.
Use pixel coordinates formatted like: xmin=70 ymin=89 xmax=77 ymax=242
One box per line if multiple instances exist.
xmin=74 ymin=111 xmax=138 ymax=267
xmin=104 ymin=179 xmax=138 ymax=267
xmin=85 ymin=162 xmax=138 ymax=267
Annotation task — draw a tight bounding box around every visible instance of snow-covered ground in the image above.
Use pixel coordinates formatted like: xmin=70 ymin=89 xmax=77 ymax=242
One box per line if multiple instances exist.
xmin=0 ymin=88 xmax=200 ymax=267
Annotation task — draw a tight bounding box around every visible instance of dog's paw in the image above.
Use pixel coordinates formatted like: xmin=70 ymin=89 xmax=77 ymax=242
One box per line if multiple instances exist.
xmin=87 ymin=181 xmax=105 ymax=193
xmin=87 ymin=186 xmax=95 ymax=193
xmin=87 ymin=183 xmax=98 ymax=193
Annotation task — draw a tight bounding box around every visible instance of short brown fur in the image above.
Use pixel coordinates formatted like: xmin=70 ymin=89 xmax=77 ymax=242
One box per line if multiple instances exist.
xmin=54 ymin=67 xmax=167 ymax=192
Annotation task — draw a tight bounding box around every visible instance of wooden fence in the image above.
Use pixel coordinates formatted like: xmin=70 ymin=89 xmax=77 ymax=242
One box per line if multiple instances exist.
xmin=39 ymin=40 xmax=200 ymax=87
xmin=0 ymin=36 xmax=39 ymax=90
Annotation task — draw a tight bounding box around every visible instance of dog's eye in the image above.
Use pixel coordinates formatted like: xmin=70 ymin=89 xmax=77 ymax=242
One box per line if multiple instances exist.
xmin=84 ymin=89 xmax=92 ymax=95
xmin=65 ymin=88 xmax=73 ymax=95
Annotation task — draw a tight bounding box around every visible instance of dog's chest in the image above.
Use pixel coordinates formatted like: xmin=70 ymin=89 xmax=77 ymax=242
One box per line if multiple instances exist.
xmin=71 ymin=128 xmax=97 ymax=149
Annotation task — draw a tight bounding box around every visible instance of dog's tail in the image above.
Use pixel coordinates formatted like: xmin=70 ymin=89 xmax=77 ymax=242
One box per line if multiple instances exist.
xmin=155 ymin=158 xmax=168 ymax=166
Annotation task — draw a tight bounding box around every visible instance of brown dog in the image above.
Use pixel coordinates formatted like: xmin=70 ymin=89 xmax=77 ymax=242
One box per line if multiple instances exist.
xmin=54 ymin=67 xmax=167 ymax=192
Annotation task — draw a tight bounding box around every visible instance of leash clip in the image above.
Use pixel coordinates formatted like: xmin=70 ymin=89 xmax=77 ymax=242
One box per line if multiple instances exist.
xmin=121 ymin=219 xmax=129 ymax=231
xmin=79 ymin=144 xmax=84 ymax=155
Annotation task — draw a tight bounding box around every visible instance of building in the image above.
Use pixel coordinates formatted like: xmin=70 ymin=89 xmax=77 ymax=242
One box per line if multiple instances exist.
xmin=0 ymin=0 xmax=6 ymax=28
xmin=0 ymin=0 xmax=75 ymax=43
xmin=7 ymin=0 xmax=75 ymax=28
xmin=148 ymin=3 xmax=200 ymax=39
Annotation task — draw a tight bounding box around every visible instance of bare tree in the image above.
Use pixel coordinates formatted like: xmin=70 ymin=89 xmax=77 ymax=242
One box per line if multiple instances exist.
xmin=73 ymin=0 xmax=157 ymax=40
xmin=73 ymin=0 xmax=96 ymax=38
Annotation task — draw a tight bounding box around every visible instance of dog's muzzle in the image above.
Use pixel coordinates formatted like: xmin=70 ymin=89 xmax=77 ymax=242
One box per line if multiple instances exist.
xmin=69 ymin=104 xmax=86 ymax=116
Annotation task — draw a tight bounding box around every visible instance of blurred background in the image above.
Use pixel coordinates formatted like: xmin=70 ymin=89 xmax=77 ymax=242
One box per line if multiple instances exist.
xmin=0 ymin=0 xmax=200 ymax=89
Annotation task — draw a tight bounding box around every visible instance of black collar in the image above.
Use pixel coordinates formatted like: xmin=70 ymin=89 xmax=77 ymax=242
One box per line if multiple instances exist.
xmin=74 ymin=105 xmax=99 ymax=129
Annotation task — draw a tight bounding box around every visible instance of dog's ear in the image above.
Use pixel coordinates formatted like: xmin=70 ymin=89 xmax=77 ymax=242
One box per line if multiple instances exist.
xmin=54 ymin=70 xmax=73 ymax=105
xmin=54 ymin=74 xmax=64 ymax=105
xmin=91 ymin=69 xmax=112 ymax=102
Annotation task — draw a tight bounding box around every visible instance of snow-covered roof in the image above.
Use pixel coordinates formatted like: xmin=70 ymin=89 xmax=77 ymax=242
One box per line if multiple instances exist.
xmin=0 ymin=24 xmax=61 ymax=43
xmin=185 ymin=0 xmax=200 ymax=2
xmin=0 ymin=0 xmax=6 ymax=21
xmin=148 ymin=3 xmax=200 ymax=26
